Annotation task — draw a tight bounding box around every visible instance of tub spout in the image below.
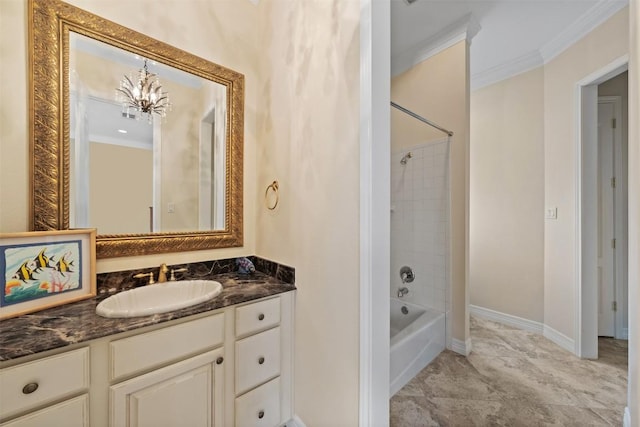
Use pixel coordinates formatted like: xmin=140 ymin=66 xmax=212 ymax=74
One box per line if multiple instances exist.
xmin=398 ymin=287 xmax=409 ymax=298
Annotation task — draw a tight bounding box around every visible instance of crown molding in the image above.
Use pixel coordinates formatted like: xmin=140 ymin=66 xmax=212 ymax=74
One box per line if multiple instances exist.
xmin=540 ymin=0 xmax=628 ymax=63
xmin=471 ymin=0 xmax=628 ymax=91
xmin=391 ymin=13 xmax=481 ymax=77
xmin=471 ymin=50 xmax=543 ymax=91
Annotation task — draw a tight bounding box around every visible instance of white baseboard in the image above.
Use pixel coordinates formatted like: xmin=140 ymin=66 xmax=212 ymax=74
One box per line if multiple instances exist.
xmin=543 ymin=325 xmax=575 ymax=354
xmin=451 ymin=338 xmax=472 ymax=356
xmin=470 ymin=305 xmax=544 ymax=334
xmin=285 ymin=415 xmax=307 ymax=427
xmin=623 ymin=407 xmax=630 ymax=427
xmin=471 ymin=305 xmax=575 ymax=355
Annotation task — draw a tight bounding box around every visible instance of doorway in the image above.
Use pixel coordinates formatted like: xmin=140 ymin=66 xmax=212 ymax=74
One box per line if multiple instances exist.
xmin=576 ymin=56 xmax=629 ymax=358
xmin=597 ymin=92 xmax=627 ymax=340
xmin=598 ymin=71 xmax=629 ymax=339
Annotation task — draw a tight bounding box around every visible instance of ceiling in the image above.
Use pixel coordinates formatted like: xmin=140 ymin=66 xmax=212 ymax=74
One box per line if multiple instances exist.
xmin=391 ymin=0 xmax=628 ymax=87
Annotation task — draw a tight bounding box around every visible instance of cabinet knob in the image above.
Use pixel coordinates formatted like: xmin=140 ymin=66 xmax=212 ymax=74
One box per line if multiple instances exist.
xmin=258 ymin=356 xmax=265 ymax=365
xmin=216 ymin=357 xmax=224 ymax=365
xmin=258 ymin=313 xmax=265 ymax=321
xmin=258 ymin=410 xmax=265 ymax=419
xmin=22 ymin=383 xmax=39 ymax=394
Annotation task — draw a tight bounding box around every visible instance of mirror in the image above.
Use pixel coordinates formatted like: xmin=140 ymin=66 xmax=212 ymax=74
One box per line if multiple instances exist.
xmin=30 ymin=0 xmax=244 ymax=257
xmin=69 ymin=33 xmax=228 ymax=235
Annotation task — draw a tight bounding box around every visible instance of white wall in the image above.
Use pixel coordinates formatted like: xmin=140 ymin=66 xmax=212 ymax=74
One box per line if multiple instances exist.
xmin=544 ymin=7 xmax=629 ymax=340
xmin=470 ymin=67 xmax=545 ymax=323
xmin=391 ymin=141 xmax=449 ymax=314
xmin=626 ymin=0 xmax=638 ymax=423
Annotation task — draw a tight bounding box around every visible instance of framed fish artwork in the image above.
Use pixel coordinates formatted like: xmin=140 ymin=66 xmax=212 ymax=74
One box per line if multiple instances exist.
xmin=0 ymin=229 xmax=96 ymax=319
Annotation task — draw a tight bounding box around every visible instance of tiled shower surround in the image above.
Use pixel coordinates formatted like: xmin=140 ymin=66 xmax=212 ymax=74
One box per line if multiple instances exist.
xmin=390 ymin=139 xmax=450 ymax=314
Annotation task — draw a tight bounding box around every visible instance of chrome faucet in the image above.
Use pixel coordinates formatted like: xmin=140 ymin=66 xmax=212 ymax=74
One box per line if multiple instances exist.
xmin=398 ymin=287 xmax=409 ymax=298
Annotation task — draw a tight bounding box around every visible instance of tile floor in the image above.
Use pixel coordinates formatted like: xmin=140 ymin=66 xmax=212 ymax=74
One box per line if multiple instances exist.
xmin=390 ymin=316 xmax=628 ymax=426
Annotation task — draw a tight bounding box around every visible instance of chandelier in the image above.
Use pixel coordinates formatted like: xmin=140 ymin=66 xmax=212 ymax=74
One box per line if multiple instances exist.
xmin=116 ymin=59 xmax=170 ymax=122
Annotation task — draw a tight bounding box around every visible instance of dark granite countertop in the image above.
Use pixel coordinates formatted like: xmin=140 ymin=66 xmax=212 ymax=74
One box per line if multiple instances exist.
xmin=0 ymin=272 xmax=296 ymax=362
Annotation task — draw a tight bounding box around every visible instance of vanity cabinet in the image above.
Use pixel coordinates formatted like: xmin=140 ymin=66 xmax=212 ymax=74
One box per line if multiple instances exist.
xmin=0 ymin=348 xmax=90 ymax=427
xmin=0 ymin=291 xmax=294 ymax=427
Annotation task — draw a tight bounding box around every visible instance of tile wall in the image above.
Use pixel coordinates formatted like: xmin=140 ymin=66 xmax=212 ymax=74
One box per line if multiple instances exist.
xmin=390 ymin=139 xmax=450 ymax=313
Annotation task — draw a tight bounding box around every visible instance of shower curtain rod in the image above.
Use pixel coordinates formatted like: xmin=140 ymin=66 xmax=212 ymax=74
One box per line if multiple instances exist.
xmin=390 ymin=101 xmax=454 ymax=137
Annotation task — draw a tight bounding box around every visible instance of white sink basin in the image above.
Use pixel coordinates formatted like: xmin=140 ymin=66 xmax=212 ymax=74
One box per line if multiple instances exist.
xmin=96 ymin=280 xmax=223 ymax=318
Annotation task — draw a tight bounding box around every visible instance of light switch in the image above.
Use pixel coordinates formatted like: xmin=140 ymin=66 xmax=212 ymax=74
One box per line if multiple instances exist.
xmin=168 ymin=203 xmax=175 ymax=213
xmin=545 ymin=207 xmax=557 ymax=219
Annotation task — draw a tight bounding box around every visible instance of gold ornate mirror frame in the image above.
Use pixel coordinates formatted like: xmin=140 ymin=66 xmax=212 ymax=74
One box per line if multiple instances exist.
xmin=29 ymin=0 xmax=244 ymax=258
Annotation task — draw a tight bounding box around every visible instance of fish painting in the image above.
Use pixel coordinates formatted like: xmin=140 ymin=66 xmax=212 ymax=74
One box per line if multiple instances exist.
xmin=2 ymin=239 xmax=83 ymax=306
xmin=11 ymin=261 xmax=37 ymax=282
xmin=32 ymin=248 xmax=54 ymax=273
xmin=55 ymin=254 xmax=74 ymax=276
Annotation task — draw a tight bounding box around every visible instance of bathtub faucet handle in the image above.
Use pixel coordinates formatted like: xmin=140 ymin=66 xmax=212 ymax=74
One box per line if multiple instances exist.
xmin=398 ymin=287 xmax=409 ymax=298
xmin=400 ymin=266 xmax=415 ymax=284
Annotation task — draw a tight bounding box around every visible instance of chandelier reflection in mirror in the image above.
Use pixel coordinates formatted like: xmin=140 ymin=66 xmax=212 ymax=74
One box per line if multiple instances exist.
xmin=116 ymin=59 xmax=171 ymax=122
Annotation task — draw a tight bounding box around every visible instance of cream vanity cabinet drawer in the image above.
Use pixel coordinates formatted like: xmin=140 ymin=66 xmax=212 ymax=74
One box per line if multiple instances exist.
xmin=236 ymin=297 xmax=280 ymax=337
xmin=0 ymin=347 xmax=89 ymax=420
xmin=235 ymin=377 xmax=281 ymax=427
xmin=235 ymin=327 xmax=281 ymax=395
xmin=110 ymin=313 xmax=224 ymax=380
xmin=0 ymin=394 xmax=89 ymax=427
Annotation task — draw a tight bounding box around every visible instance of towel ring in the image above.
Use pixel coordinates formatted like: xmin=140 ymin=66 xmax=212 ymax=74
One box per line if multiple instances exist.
xmin=265 ymin=180 xmax=279 ymax=210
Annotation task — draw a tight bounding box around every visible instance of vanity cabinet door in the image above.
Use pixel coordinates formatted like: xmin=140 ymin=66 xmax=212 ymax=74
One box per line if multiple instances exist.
xmin=110 ymin=348 xmax=224 ymax=427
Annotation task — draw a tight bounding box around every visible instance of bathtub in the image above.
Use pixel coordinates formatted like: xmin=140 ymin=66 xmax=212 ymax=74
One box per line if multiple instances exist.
xmin=390 ymin=298 xmax=445 ymax=396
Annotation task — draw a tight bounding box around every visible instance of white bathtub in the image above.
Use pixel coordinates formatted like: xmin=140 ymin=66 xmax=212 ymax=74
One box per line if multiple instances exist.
xmin=390 ymin=298 xmax=445 ymax=396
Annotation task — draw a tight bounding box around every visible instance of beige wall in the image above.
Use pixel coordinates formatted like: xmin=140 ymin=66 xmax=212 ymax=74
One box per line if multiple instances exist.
xmin=89 ymin=143 xmax=152 ymax=234
xmin=469 ymin=8 xmax=630 ymax=339
xmin=544 ymin=7 xmax=629 ymax=339
xmin=158 ymin=79 xmax=201 ymax=232
xmin=0 ymin=0 xmax=28 ymax=234
xmin=391 ymin=41 xmax=470 ymax=342
xmin=470 ymin=67 xmax=545 ymax=323
xmin=254 ymin=1 xmax=361 ymax=424
xmin=0 ymin=0 xmax=260 ymax=272
xmin=391 ymin=43 xmax=465 ymax=150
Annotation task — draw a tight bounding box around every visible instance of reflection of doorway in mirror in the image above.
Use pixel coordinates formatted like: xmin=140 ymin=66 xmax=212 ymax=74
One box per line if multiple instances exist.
xmin=199 ymin=81 xmax=227 ymax=231
xmin=70 ymin=94 xmax=154 ymax=234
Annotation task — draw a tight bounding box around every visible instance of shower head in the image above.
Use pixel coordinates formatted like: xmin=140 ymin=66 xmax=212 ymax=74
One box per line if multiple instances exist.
xmin=400 ymin=152 xmax=412 ymax=165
